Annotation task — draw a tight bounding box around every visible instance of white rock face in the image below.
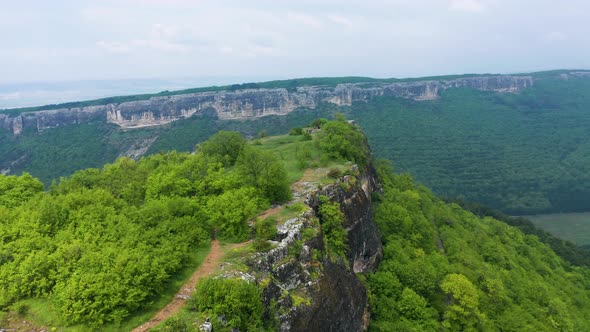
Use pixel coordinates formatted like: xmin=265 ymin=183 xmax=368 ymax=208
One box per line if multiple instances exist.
xmin=0 ymin=75 xmax=535 ymax=135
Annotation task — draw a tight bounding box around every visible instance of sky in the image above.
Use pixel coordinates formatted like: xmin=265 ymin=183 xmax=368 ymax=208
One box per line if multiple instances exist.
xmin=1 ymin=0 xmax=589 ymax=103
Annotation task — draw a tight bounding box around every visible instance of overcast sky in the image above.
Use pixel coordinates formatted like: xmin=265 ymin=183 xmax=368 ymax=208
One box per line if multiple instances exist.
xmin=1 ymin=0 xmax=589 ymax=85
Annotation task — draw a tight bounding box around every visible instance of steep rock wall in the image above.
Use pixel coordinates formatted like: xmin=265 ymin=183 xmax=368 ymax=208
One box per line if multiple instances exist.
xmin=0 ymin=75 xmax=533 ymax=135
xmin=252 ymin=165 xmax=382 ymax=331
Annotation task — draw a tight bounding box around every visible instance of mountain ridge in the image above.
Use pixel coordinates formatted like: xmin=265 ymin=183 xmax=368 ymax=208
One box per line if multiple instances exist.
xmin=0 ymin=74 xmax=533 ymax=135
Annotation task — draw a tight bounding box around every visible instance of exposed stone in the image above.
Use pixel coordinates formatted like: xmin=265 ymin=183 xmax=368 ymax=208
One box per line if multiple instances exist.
xmin=119 ymin=136 xmax=158 ymax=159
xmin=0 ymin=75 xmax=534 ymax=135
xmin=307 ymin=164 xmax=383 ymax=273
xmin=249 ymin=162 xmax=383 ymax=331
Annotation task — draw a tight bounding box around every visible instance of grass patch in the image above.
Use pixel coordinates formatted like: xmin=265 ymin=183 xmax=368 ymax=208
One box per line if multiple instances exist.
xmin=255 ymin=133 xmax=322 ymax=183
xmin=277 ymin=202 xmax=308 ymax=222
xmin=221 ymin=243 xmax=256 ymax=271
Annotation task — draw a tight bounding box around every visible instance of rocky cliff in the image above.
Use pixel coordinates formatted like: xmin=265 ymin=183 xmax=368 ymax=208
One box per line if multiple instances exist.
xmin=0 ymin=75 xmax=532 ymax=135
xmin=243 ymin=164 xmax=382 ymax=331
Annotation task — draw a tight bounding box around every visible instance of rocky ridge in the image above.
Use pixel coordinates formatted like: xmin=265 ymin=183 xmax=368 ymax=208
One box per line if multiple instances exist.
xmin=0 ymin=75 xmax=532 ymax=135
xmin=221 ymin=164 xmax=382 ymax=331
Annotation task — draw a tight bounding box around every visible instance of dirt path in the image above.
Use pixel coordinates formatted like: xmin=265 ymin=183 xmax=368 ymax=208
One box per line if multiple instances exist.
xmin=132 ymin=240 xmax=247 ymax=332
xmin=133 ymin=169 xmax=317 ymax=331
xmin=257 ymin=205 xmax=283 ymax=220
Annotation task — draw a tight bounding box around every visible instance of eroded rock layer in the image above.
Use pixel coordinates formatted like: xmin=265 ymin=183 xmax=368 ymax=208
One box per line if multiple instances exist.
xmin=0 ymin=75 xmax=532 ymax=135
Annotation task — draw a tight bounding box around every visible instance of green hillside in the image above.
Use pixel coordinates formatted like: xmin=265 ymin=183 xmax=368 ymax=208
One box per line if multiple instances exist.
xmin=0 ymin=130 xmax=295 ymax=330
xmin=368 ymin=162 xmax=590 ymax=331
xmin=2 ymin=70 xmax=590 ymax=216
xmin=2 ymin=121 xmax=590 ymax=331
xmin=348 ymin=73 xmax=590 ymax=214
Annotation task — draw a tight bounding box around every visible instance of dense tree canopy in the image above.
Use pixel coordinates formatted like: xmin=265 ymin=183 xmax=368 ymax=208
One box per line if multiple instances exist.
xmin=350 ymin=75 xmax=590 ymax=214
xmin=368 ymin=162 xmax=590 ymax=331
xmin=317 ymin=115 xmax=369 ymax=167
xmin=198 ymin=130 xmax=247 ymax=167
xmin=0 ymin=131 xmax=291 ymax=327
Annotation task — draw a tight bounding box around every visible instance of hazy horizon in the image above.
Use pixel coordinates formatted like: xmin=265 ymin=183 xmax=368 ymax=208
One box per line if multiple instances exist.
xmin=2 ymin=1 xmax=589 ymax=83
xmin=3 ymin=1 xmax=590 ymax=108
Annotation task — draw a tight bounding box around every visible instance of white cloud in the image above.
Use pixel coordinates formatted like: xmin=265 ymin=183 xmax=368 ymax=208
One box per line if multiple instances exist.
xmin=328 ymin=14 xmax=353 ymax=28
xmin=2 ymin=0 xmax=590 ymax=84
xmin=0 ymin=92 xmax=21 ymax=101
xmin=97 ymin=41 xmax=132 ymax=54
xmin=220 ymin=46 xmax=234 ymax=55
xmin=287 ymin=12 xmax=324 ymax=29
xmin=132 ymin=39 xmax=192 ymax=52
xmin=545 ymin=31 xmax=568 ymax=42
xmin=151 ymin=23 xmax=180 ymax=40
xmin=449 ymin=0 xmax=486 ymax=13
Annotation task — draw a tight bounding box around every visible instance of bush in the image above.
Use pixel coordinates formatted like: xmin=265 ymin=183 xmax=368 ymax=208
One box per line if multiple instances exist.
xmin=198 ymin=131 xmax=246 ymax=167
xmin=12 ymin=302 xmax=29 ymax=316
xmin=253 ymin=216 xmax=278 ymax=251
xmin=309 ymin=118 xmax=328 ymax=129
xmin=289 ymin=127 xmax=304 ymax=136
xmin=317 ymin=196 xmax=347 ymax=259
xmin=327 ymin=168 xmax=342 ymax=179
xmin=317 ymin=118 xmax=368 ymax=167
xmin=236 ymin=146 xmax=291 ymax=203
xmin=153 ymin=315 xmax=194 ymax=332
xmin=255 ymin=216 xmax=278 ymax=240
xmin=190 ymin=278 xmax=263 ymax=331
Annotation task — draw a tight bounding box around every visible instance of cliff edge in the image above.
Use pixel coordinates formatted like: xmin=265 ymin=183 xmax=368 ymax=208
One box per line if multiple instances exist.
xmin=0 ymin=75 xmax=532 ymax=135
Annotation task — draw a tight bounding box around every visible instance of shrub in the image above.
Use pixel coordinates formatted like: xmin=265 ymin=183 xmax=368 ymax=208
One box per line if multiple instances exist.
xmin=327 ymin=168 xmax=342 ymax=179
xmin=317 ymin=118 xmax=368 ymax=167
xmin=253 ymin=216 xmax=278 ymax=251
xmin=317 ymin=196 xmax=348 ymax=259
xmin=255 ymin=216 xmax=278 ymax=240
xmin=12 ymin=302 xmax=29 ymax=316
xmin=289 ymin=127 xmax=304 ymax=136
xmin=190 ymin=278 xmax=263 ymax=331
xmin=309 ymin=118 xmax=328 ymax=129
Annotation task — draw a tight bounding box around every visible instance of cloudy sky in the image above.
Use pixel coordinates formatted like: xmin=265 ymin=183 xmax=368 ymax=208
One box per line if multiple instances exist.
xmin=1 ymin=0 xmax=589 ymax=85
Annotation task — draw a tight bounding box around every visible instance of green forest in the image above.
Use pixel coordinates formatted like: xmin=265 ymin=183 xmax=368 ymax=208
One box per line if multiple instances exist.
xmin=368 ymin=161 xmax=590 ymax=331
xmin=348 ymin=74 xmax=590 ymax=214
xmin=2 ymin=119 xmax=590 ymax=331
xmin=0 ymin=130 xmax=292 ymax=328
xmin=3 ymin=71 xmax=590 ymax=215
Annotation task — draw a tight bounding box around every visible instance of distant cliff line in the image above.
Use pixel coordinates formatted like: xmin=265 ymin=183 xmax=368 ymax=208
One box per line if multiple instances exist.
xmin=0 ymin=75 xmax=532 ymax=135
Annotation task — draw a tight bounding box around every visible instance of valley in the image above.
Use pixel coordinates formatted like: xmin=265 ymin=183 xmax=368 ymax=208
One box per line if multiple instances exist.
xmin=527 ymin=212 xmax=590 ymax=247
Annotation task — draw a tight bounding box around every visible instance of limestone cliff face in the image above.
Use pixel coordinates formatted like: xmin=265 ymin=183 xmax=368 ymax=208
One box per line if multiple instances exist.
xmin=250 ymin=165 xmax=382 ymax=331
xmin=0 ymin=75 xmax=533 ymax=135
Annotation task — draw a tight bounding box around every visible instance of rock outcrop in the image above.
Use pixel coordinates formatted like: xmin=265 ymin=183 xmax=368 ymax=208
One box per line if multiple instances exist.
xmin=249 ymin=164 xmax=382 ymax=331
xmin=0 ymin=75 xmax=533 ymax=135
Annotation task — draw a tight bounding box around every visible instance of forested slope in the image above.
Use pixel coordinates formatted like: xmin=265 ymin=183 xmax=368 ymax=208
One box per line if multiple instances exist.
xmin=0 ymin=131 xmax=291 ymax=329
xmin=368 ymin=161 xmax=590 ymax=331
xmin=2 ymin=120 xmax=590 ymax=331
xmin=350 ymin=73 xmax=590 ymax=214
xmin=3 ymin=71 xmax=590 ymax=215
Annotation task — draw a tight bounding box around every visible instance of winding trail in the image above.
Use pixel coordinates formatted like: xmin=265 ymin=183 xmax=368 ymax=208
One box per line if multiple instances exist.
xmin=132 ymin=240 xmax=247 ymax=332
xmin=133 ymin=169 xmax=318 ymax=331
